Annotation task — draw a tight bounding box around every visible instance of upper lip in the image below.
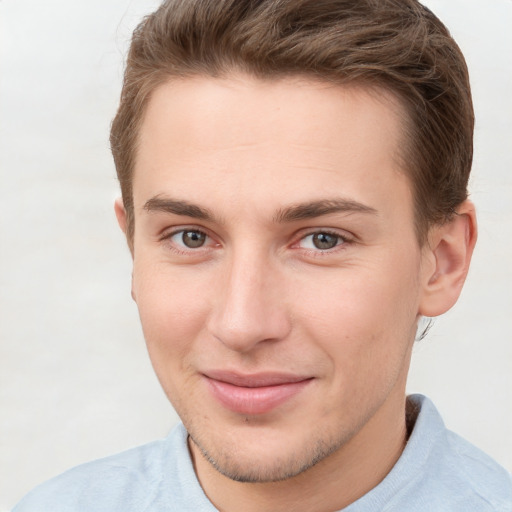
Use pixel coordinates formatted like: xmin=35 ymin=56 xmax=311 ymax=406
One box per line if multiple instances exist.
xmin=203 ymin=370 xmax=312 ymax=388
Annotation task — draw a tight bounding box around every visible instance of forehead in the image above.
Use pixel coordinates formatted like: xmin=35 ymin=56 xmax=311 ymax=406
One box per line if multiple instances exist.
xmin=133 ymin=75 xmax=411 ymax=220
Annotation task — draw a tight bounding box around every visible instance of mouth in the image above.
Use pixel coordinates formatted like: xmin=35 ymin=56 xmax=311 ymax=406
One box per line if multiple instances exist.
xmin=202 ymin=370 xmax=313 ymax=415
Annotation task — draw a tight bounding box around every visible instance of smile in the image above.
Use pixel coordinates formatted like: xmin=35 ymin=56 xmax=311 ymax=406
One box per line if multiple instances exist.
xmin=202 ymin=371 xmax=313 ymax=415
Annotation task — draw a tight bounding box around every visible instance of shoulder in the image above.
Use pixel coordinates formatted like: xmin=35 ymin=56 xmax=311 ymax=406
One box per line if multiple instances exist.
xmin=348 ymin=395 xmax=512 ymax=512
xmin=11 ymin=428 xmax=180 ymax=512
xmin=403 ymin=395 xmax=512 ymax=511
xmin=439 ymin=428 xmax=512 ymax=510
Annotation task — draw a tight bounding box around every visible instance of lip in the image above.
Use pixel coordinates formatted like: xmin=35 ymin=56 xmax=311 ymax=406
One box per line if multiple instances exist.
xmin=203 ymin=370 xmax=313 ymax=415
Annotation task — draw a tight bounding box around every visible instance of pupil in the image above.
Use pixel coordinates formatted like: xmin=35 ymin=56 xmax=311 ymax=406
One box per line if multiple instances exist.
xmin=183 ymin=231 xmax=205 ymax=248
xmin=313 ymin=233 xmax=338 ymax=250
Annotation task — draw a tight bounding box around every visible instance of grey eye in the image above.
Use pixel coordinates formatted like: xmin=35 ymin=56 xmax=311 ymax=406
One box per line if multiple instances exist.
xmin=299 ymin=232 xmax=343 ymax=251
xmin=174 ymin=230 xmax=207 ymax=248
xmin=312 ymin=233 xmax=339 ymax=250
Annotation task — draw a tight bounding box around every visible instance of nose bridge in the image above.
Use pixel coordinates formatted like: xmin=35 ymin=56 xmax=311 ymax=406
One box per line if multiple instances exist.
xmin=208 ymin=243 xmax=290 ymax=353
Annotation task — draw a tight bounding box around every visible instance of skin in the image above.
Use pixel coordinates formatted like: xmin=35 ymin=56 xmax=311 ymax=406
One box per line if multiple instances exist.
xmin=115 ymin=75 xmax=477 ymax=512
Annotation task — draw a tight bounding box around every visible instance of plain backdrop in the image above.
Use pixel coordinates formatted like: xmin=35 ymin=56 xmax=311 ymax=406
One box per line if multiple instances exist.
xmin=1 ymin=0 xmax=511 ymax=509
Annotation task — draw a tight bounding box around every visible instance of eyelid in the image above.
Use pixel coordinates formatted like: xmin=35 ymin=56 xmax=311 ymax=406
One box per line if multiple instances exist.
xmin=293 ymin=228 xmax=355 ymax=252
xmin=160 ymin=225 xmax=220 ymax=253
xmin=160 ymin=224 xmax=211 ymax=240
xmin=158 ymin=225 xmax=355 ymax=255
xmin=170 ymin=229 xmax=207 ymax=248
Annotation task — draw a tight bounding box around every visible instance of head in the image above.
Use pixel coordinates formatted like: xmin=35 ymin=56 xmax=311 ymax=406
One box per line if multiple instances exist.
xmin=110 ymin=0 xmax=477 ymax=500
xmin=111 ymin=0 xmax=474 ymax=249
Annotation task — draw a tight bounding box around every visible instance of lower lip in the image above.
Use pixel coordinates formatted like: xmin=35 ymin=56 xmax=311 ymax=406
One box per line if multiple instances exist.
xmin=204 ymin=377 xmax=312 ymax=415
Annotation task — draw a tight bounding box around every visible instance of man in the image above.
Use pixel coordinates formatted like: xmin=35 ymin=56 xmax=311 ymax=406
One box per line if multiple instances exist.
xmin=13 ymin=0 xmax=512 ymax=510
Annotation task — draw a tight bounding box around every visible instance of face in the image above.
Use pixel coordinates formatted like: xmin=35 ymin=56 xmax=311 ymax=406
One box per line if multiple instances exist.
xmin=128 ymin=75 xmax=429 ymax=482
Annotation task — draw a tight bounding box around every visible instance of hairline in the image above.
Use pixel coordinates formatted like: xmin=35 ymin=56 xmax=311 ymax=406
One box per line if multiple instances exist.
xmin=124 ymin=70 xmax=427 ymax=249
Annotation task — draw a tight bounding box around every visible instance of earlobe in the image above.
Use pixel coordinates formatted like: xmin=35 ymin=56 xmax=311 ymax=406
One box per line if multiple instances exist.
xmin=419 ymin=201 xmax=477 ymax=317
xmin=114 ymin=197 xmax=128 ymax=234
xmin=131 ymin=281 xmax=137 ymax=303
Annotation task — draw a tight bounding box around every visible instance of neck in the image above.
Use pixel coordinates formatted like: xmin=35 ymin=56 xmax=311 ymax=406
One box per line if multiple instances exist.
xmin=190 ymin=392 xmax=409 ymax=512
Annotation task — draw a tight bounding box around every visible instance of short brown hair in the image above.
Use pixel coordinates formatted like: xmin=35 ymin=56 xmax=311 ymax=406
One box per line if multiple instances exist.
xmin=110 ymin=0 xmax=474 ymax=246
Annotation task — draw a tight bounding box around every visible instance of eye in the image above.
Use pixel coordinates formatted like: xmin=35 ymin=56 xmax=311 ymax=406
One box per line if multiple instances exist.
xmin=170 ymin=229 xmax=208 ymax=249
xmin=299 ymin=231 xmax=344 ymax=250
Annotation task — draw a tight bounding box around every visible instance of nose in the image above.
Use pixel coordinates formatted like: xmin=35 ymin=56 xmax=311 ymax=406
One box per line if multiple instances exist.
xmin=206 ymin=249 xmax=292 ymax=353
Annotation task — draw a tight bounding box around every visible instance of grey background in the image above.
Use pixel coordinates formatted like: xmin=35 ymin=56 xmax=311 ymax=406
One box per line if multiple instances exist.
xmin=0 ymin=0 xmax=511 ymax=509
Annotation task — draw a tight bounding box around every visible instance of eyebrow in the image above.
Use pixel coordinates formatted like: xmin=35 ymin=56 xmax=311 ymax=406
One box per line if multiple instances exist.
xmin=143 ymin=196 xmax=377 ymax=224
xmin=273 ymin=198 xmax=378 ymax=223
xmin=143 ymin=197 xmax=215 ymax=221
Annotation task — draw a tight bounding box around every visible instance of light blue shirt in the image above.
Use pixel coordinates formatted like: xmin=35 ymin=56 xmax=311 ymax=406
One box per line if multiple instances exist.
xmin=12 ymin=395 xmax=512 ymax=511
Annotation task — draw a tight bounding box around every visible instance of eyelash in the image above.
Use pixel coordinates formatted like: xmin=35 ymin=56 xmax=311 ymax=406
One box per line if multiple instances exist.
xmin=160 ymin=227 xmax=354 ymax=257
xmin=294 ymin=229 xmax=353 ymax=256
xmin=161 ymin=227 xmax=215 ymax=256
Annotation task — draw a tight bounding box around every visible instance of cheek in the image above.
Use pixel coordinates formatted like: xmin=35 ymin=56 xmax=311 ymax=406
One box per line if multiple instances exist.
xmin=294 ymin=267 xmax=419 ymax=424
xmin=132 ymin=261 xmax=210 ymax=372
xmin=295 ymin=258 xmax=421 ymax=375
xmin=300 ymin=265 xmax=419 ymax=331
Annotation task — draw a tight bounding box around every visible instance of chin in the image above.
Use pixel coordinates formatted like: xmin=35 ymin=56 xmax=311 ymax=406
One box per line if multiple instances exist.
xmin=188 ymin=422 xmax=343 ymax=483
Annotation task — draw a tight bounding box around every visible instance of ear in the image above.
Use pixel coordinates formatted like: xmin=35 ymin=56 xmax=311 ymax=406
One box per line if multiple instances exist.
xmin=114 ymin=198 xmax=137 ymax=301
xmin=418 ymin=200 xmax=477 ymax=317
xmin=114 ymin=197 xmax=128 ymax=235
